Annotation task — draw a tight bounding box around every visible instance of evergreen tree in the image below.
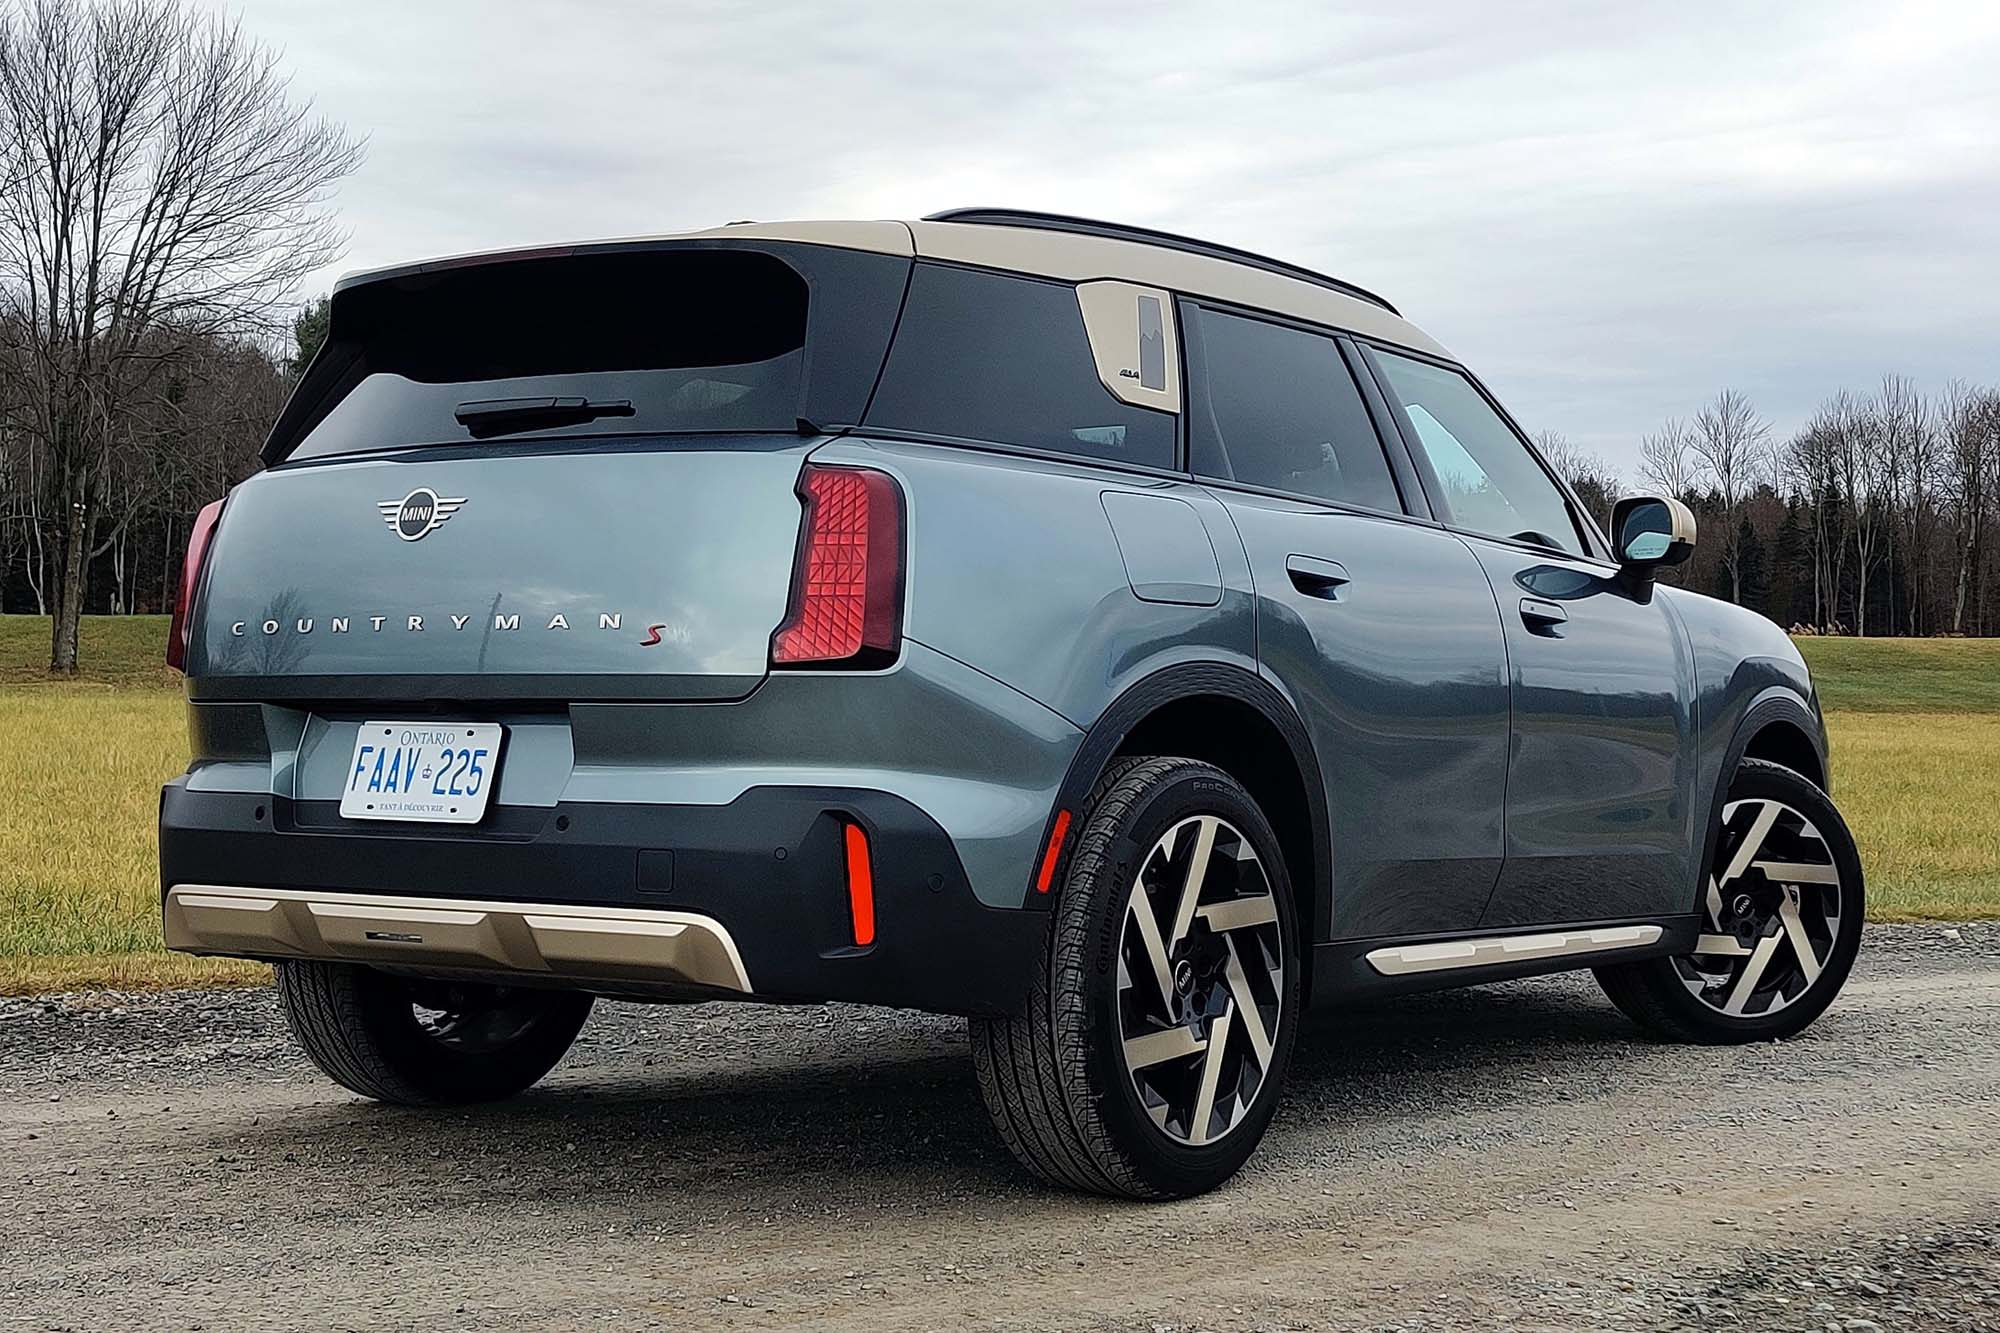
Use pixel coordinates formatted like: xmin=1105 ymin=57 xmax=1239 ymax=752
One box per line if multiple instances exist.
xmin=1735 ymin=516 xmax=1771 ymax=617
xmin=290 ymin=296 xmax=333 ymax=377
xmin=1771 ymin=501 xmax=1810 ymax=626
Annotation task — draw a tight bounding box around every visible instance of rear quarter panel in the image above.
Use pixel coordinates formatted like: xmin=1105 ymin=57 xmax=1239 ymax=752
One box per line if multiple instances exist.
xmin=809 ymin=437 xmax=1257 ymax=729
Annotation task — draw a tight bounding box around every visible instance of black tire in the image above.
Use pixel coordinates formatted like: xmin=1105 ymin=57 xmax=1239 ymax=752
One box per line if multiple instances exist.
xmin=971 ymin=757 xmax=1303 ymax=1199
xmin=1595 ymin=758 xmax=1864 ymax=1044
xmin=275 ymin=960 xmax=593 ymax=1105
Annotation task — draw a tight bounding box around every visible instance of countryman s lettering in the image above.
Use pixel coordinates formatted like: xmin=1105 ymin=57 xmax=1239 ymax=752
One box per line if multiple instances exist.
xmin=160 ymin=211 xmax=1863 ymax=1197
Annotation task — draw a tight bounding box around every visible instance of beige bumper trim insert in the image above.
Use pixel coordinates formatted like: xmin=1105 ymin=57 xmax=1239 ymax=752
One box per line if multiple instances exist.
xmin=164 ymin=885 xmax=752 ymax=993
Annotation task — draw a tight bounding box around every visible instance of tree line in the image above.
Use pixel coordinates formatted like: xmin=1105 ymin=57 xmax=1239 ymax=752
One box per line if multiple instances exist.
xmin=1542 ymin=380 xmax=2000 ymax=637
xmin=0 ymin=310 xmax=312 ymax=619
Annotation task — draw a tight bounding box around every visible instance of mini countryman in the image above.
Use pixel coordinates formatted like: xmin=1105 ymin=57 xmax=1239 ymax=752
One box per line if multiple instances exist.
xmin=161 ymin=210 xmax=1862 ymax=1198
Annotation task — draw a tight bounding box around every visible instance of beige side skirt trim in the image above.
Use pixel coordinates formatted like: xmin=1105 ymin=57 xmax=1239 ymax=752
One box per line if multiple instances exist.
xmin=164 ymin=885 xmax=753 ymax=993
xmin=1365 ymin=924 xmax=1664 ymax=977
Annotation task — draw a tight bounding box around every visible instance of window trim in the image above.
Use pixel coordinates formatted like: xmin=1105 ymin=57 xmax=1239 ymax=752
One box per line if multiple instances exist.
xmin=853 ymin=424 xmax=1196 ymax=485
xmin=1176 ymin=296 xmax=1417 ymax=521
xmin=1337 ymin=333 xmax=1435 ymax=524
xmin=1356 ymin=339 xmax=1615 ymax=565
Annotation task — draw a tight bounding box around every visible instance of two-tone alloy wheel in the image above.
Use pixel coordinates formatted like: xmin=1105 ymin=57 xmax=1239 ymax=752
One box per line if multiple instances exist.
xmin=1117 ymin=814 xmax=1285 ymax=1147
xmin=972 ymin=757 xmax=1302 ymax=1199
xmin=1677 ymin=794 xmax=1846 ymax=1019
xmin=1597 ymin=758 xmax=1863 ymax=1043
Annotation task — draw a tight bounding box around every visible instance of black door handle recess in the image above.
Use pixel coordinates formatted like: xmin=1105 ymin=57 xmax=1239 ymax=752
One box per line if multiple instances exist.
xmin=1287 ymin=555 xmax=1350 ymax=599
xmin=1520 ymin=597 xmax=1568 ymax=633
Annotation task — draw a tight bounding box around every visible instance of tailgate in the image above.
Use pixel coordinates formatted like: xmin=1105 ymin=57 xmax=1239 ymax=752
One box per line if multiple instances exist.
xmin=189 ymin=440 xmax=812 ymax=700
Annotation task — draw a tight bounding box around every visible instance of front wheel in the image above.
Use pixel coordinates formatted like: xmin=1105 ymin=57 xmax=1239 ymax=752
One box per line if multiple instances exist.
xmin=972 ymin=757 xmax=1302 ymax=1199
xmin=1596 ymin=758 xmax=1864 ymax=1043
xmin=276 ymin=960 xmax=593 ymax=1104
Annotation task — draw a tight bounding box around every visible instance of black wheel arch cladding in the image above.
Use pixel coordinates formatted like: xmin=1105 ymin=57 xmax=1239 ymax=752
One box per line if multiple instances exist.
xmin=1039 ymin=663 xmax=1330 ymax=949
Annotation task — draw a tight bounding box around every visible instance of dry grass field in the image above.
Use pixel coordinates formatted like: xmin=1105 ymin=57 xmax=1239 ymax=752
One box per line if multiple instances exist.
xmin=0 ymin=616 xmax=1994 ymax=993
xmin=1794 ymin=637 xmax=2000 ymax=921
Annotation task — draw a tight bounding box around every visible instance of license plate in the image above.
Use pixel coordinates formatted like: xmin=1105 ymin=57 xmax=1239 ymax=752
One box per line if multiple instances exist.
xmin=339 ymin=722 xmax=503 ymax=824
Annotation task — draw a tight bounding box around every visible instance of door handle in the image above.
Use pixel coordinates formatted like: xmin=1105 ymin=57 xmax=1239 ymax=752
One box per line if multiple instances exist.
xmin=1520 ymin=597 xmax=1568 ymax=634
xmin=1286 ymin=555 xmax=1350 ymax=599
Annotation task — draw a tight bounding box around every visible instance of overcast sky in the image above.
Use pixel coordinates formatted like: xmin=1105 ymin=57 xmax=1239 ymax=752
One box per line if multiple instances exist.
xmin=237 ymin=0 xmax=1999 ymax=478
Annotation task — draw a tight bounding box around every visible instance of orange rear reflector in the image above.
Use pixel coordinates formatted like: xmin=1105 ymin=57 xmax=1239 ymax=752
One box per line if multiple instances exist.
xmin=844 ymin=822 xmax=876 ymax=947
xmin=1034 ymin=809 xmax=1072 ymax=894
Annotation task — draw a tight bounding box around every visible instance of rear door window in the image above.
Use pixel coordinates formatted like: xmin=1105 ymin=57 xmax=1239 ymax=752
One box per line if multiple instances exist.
xmin=1184 ymin=303 xmax=1402 ymax=513
xmin=1371 ymin=349 xmax=1588 ymax=556
xmin=863 ymin=264 xmax=1176 ymax=469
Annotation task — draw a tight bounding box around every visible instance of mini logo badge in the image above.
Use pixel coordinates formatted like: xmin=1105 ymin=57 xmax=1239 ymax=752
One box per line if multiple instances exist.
xmin=377 ymin=487 xmax=466 ymax=542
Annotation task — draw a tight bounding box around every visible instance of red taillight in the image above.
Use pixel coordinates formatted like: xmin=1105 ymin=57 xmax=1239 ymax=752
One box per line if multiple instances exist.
xmin=771 ymin=465 xmax=903 ymax=667
xmin=166 ymin=498 xmax=225 ymax=673
xmin=843 ymin=821 xmax=876 ymax=947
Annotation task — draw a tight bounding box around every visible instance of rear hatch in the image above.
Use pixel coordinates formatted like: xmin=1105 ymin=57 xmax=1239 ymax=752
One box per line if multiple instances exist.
xmin=188 ymin=235 xmax=911 ymax=701
xmin=191 ymin=440 xmax=816 ymax=699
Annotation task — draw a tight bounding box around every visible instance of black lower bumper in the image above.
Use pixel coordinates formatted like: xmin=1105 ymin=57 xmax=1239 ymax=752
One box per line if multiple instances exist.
xmin=158 ymin=781 xmax=1046 ymax=1018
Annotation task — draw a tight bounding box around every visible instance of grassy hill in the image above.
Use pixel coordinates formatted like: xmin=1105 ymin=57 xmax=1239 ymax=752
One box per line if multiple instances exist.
xmin=1 ymin=615 xmax=1994 ymax=993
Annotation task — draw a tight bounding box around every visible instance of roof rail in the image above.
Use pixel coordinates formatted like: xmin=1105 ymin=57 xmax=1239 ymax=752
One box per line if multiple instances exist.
xmin=922 ymin=207 xmax=1399 ymax=315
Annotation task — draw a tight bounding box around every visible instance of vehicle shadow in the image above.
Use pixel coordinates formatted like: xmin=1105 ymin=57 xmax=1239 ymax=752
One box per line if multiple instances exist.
xmin=216 ymin=977 xmax=1651 ymax=1219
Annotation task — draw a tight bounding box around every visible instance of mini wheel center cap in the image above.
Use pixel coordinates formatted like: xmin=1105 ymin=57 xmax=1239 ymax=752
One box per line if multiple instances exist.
xmin=1731 ymin=893 xmax=1756 ymax=918
xmin=1171 ymin=958 xmax=1196 ymax=996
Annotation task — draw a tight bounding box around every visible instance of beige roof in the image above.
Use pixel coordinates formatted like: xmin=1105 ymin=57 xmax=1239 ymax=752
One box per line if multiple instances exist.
xmin=338 ymin=217 xmax=1447 ymax=358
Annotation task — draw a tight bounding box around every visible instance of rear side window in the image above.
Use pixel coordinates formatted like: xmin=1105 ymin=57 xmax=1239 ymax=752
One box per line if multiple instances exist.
xmin=1185 ymin=304 xmax=1401 ymax=513
xmin=1371 ymin=349 xmax=1586 ymax=556
xmin=864 ymin=264 xmax=1176 ymax=469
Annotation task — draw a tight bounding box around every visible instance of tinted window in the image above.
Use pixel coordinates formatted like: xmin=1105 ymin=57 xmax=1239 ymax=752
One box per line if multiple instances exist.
xmin=1372 ymin=349 xmax=1586 ymax=556
xmin=864 ymin=264 xmax=1175 ymax=469
xmin=276 ymin=245 xmax=908 ymax=463
xmin=1187 ymin=305 xmax=1400 ymax=512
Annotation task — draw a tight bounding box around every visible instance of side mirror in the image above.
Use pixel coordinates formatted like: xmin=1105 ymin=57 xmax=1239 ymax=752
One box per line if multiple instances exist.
xmin=1610 ymin=495 xmax=1696 ymax=587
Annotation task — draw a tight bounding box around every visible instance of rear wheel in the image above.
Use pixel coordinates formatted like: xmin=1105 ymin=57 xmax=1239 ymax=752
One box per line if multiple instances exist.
xmin=971 ymin=757 xmax=1301 ymax=1198
xmin=276 ymin=960 xmax=593 ymax=1105
xmin=1595 ymin=758 xmax=1863 ymax=1043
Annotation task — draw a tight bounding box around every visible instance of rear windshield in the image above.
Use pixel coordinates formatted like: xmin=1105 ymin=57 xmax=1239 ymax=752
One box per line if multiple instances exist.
xmin=276 ymin=244 xmax=908 ymax=463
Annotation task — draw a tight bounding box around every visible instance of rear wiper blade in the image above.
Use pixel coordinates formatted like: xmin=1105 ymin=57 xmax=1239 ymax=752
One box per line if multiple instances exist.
xmin=454 ymin=396 xmax=634 ymax=438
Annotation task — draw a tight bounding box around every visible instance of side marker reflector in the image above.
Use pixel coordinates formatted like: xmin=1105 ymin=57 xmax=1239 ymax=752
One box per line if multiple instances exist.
xmin=1034 ymin=810 xmax=1073 ymax=894
xmin=844 ymin=822 xmax=876 ymax=947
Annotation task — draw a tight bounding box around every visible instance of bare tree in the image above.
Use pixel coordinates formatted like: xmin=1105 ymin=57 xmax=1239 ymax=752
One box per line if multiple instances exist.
xmin=0 ymin=0 xmax=360 ymax=671
xmin=1639 ymin=417 xmax=1701 ymax=498
xmin=1821 ymin=391 xmax=1891 ymax=636
xmin=1866 ymin=374 xmax=1939 ymax=635
xmin=1532 ymin=429 xmax=1622 ymax=532
xmin=1785 ymin=409 xmax=1847 ymax=631
xmin=1942 ymin=381 xmax=2000 ymax=635
xmin=1690 ymin=389 xmax=1770 ymax=604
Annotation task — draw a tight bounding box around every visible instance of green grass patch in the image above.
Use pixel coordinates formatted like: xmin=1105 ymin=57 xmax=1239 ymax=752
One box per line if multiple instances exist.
xmin=0 ymin=619 xmax=1995 ymax=993
xmin=1795 ymin=636 xmax=2000 ymax=714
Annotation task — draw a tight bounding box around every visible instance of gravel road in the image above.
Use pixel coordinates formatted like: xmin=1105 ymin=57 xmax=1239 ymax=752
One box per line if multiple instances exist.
xmin=4 ymin=922 xmax=1997 ymax=1331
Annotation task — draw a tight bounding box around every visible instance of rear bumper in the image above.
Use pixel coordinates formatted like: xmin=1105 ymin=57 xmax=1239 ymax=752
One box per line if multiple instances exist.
xmin=165 ymin=885 xmax=755 ymax=994
xmin=159 ymin=782 xmax=1046 ymax=1017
